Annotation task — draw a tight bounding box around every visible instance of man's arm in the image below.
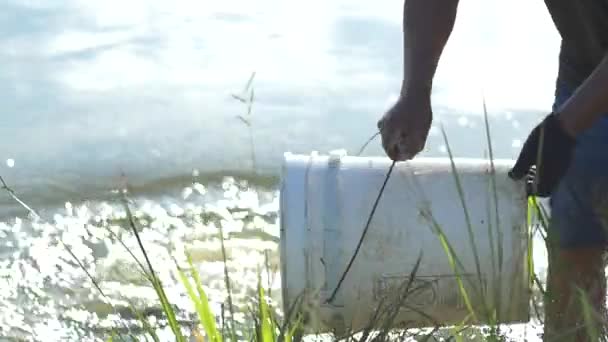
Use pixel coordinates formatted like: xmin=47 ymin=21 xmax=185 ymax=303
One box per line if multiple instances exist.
xmin=401 ymin=0 xmax=460 ymax=97
xmin=377 ymin=0 xmax=460 ymax=161
xmin=557 ymin=53 xmax=608 ymax=136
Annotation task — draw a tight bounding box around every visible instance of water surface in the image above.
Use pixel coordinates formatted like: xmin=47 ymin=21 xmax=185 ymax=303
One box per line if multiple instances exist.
xmin=0 ymin=0 xmax=562 ymax=340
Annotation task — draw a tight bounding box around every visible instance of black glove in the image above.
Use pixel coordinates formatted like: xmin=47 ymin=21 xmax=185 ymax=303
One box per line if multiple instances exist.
xmin=508 ymin=112 xmax=576 ymax=197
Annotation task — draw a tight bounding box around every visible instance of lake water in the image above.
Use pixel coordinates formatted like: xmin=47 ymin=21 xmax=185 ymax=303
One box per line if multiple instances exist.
xmin=0 ymin=0 xmax=562 ymax=340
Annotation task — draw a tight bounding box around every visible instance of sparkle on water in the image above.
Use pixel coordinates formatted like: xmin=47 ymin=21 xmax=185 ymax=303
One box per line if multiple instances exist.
xmin=0 ymin=176 xmax=281 ymax=341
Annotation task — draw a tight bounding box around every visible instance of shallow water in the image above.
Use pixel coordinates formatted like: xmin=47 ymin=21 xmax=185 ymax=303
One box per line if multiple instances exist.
xmin=0 ymin=176 xmax=283 ymax=341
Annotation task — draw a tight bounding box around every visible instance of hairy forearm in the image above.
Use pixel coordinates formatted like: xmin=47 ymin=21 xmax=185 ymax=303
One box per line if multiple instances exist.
xmin=557 ymin=53 xmax=608 ymax=136
xmin=401 ymin=0 xmax=460 ymax=96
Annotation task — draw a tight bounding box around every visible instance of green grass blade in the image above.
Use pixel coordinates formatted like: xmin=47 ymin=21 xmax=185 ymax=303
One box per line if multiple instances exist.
xmin=441 ymin=125 xmax=488 ymax=318
xmin=440 ymin=127 xmax=481 ymax=251
xmin=455 ymin=330 xmax=464 ymax=342
xmin=421 ymin=209 xmax=480 ymax=321
xmin=483 ymin=180 xmax=501 ymax=326
xmin=177 ymin=268 xmax=207 ymax=339
xmin=218 ymin=224 xmax=237 ymax=342
xmin=121 ymin=195 xmax=185 ymax=342
xmin=284 ymin=315 xmax=303 ymax=342
xmin=151 ymin=276 xmax=183 ymax=340
xmin=150 ymin=270 xmax=185 ymax=341
xmin=258 ymin=273 xmax=274 ymax=342
xmin=440 ymin=126 xmax=484 ymax=284
xmin=526 ymin=196 xmax=549 ymax=297
xmin=526 ymin=197 xmax=535 ymax=289
xmin=482 ymin=98 xmax=503 ymax=325
xmin=438 ymin=232 xmax=477 ymax=321
xmin=278 ymin=292 xmax=305 ymax=342
xmin=180 ymin=253 xmax=221 ymax=342
xmin=188 ymin=258 xmax=221 ymax=342
xmin=449 ymin=313 xmax=475 ymax=342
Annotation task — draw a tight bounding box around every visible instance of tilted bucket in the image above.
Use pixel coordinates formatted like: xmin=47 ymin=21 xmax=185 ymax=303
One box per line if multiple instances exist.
xmin=279 ymin=151 xmax=530 ymax=334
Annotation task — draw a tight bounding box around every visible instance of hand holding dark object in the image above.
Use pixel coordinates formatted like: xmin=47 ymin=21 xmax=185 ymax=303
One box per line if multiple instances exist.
xmin=508 ymin=112 xmax=577 ymax=197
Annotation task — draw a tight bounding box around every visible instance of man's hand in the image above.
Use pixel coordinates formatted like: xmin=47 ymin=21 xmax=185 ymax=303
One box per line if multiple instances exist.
xmin=375 ymin=0 xmax=458 ymax=162
xmin=508 ymin=112 xmax=577 ymax=197
xmin=377 ymin=91 xmax=432 ymax=161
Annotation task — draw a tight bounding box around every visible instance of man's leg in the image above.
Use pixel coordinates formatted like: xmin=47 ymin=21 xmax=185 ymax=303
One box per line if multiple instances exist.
xmin=543 ymin=118 xmax=608 ymax=341
xmin=544 ymin=245 xmax=606 ymax=341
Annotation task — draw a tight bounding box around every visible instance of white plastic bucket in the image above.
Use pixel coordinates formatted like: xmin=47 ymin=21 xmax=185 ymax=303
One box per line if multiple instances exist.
xmin=279 ymin=151 xmax=530 ymax=334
